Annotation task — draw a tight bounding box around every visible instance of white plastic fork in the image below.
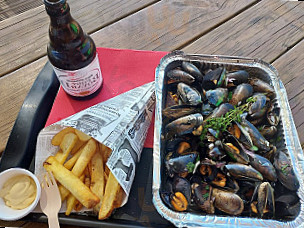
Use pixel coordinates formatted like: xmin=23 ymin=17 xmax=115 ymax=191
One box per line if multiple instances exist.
xmin=40 ymin=171 xmax=61 ymax=228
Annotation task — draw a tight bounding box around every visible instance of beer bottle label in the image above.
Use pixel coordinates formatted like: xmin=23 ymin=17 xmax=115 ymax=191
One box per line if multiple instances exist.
xmin=53 ymin=55 xmax=103 ymax=97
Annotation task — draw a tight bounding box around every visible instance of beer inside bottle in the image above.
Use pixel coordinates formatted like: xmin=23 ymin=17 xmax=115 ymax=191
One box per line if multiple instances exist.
xmin=44 ymin=0 xmax=102 ymax=98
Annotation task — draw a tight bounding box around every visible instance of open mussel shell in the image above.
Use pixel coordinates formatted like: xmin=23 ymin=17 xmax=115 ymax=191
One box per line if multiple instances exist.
xmin=250 ymin=182 xmax=275 ymax=218
xmin=202 ymin=67 xmax=226 ymax=90
xmin=267 ymin=104 xmax=280 ymax=126
xmin=160 ymin=176 xmax=191 ymax=212
xmin=172 ymin=176 xmax=192 ymax=204
xmin=222 ymin=133 xmax=249 ymax=164
xmin=236 ymin=116 xmax=270 ymax=151
xmin=198 ymin=160 xmax=239 ymax=193
xmin=273 ymin=150 xmax=300 ymax=191
xmin=165 ymin=152 xmax=198 ymax=177
xmin=213 ymin=188 xmax=244 ymax=215
xmin=192 ymin=182 xmax=215 ymax=214
xmin=259 ymin=125 xmax=277 ymax=140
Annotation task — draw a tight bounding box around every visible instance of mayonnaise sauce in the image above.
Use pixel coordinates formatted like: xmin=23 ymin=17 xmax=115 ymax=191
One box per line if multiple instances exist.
xmin=0 ymin=174 xmax=37 ymax=210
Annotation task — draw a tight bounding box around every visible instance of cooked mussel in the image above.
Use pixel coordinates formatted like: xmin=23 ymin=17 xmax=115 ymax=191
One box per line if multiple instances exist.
xmin=177 ymin=82 xmax=202 ymax=105
xmin=230 ymin=83 xmax=253 ymax=106
xmin=273 ymin=150 xmax=299 ymax=191
xmin=225 ymin=70 xmax=249 ymax=88
xmin=167 ymin=69 xmax=196 ymax=84
xmin=236 ymin=116 xmax=270 ymax=151
xmin=251 ymin=182 xmax=275 ymax=218
xmin=165 ymin=113 xmax=204 ymax=139
xmin=182 ymin=61 xmax=203 ymax=79
xmin=162 ymin=104 xmax=200 ymax=120
xmin=247 ymin=151 xmax=277 ymax=182
xmin=222 ymin=133 xmax=249 ymax=164
xmin=224 ymin=163 xmax=263 ymax=181
xmin=207 ymin=103 xmax=234 ymax=119
xmin=205 ymin=88 xmax=228 ymax=107
xmin=192 ymin=182 xmax=215 ymax=213
xmin=249 ymin=77 xmax=275 ymax=99
xmin=248 ymin=93 xmax=270 ymax=120
xmin=275 ymin=193 xmax=300 ymax=219
xmin=165 ymin=152 xmax=199 ymax=177
xmin=267 ymin=104 xmax=280 ymax=126
xmin=259 ymin=125 xmax=277 ymax=140
xmin=202 ymin=67 xmax=226 ymax=90
xmin=213 ymin=188 xmax=244 ymax=215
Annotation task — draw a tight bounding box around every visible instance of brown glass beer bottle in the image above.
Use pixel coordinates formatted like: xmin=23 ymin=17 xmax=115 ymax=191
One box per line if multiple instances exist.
xmin=44 ymin=0 xmax=102 ymax=99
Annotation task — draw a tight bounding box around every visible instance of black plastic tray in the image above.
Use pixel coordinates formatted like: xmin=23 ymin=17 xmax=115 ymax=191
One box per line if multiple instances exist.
xmin=0 ymin=62 xmax=171 ymax=227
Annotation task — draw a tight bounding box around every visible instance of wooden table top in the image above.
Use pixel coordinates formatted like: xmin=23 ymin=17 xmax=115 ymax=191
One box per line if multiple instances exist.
xmin=0 ymin=0 xmax=303 ymax=227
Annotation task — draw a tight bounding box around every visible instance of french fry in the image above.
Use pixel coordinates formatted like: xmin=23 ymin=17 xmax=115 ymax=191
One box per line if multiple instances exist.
xmin=70 ymin=139 xmax=85 ymax=155
xmin=59 ymin=138 xmax=97 ymax=201
xmin=90 ymin=148 xmax=104 ymax=212
xmin=43 ymin=156 xmax=100 ymax=209
xmin=51 ymin=127 xmax=75 ymax=146
xmin=98 ymin=171 xmax=121 ymax=220
xmin=66 ymin=194 xmax=77 ymax=216
xmin=74 ymin=174 xmax=89 ymax=212
xmin=71 ymin=139 xmax=97 ymax=177
xmin=75 ymin=129 xmax=91 ymax=142
xmin=54 ymin=149 xmax=64 ymax=162
xmin=58 ymin=132 xmax=78 ymax=164
xmin=65 ymin=174 xmax=85 ymax=216
xmin=113 ymin=187 xmax=124 ymax=209
xmin=64 ymin=149 xmax=83 ymax=170
xmin=59 ymin=184 xmax=70 ymax=202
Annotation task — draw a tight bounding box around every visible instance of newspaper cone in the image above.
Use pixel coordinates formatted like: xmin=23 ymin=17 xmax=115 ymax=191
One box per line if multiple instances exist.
xmin=35 ymin=81 xmax=155 ymax=208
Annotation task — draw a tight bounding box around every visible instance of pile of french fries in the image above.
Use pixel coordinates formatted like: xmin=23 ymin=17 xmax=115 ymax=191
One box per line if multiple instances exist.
xmin=43 ymin=127 xmax=125 ymax=219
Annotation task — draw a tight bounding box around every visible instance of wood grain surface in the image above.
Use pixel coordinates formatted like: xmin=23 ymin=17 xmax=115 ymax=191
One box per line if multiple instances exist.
xmin=0 ymin=0 xmax=43 ymax=21
xmin=0 ymin=0 xmax=159 ymax=77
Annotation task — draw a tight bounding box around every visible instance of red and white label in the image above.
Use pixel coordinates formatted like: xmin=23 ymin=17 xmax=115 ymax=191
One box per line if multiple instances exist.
xmin=53 ymin=54 xmax=103 ymax=97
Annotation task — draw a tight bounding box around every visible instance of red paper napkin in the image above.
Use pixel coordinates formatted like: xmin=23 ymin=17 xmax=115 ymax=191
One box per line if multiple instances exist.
xmin=45 ymin=47 xmax=168 ymax=148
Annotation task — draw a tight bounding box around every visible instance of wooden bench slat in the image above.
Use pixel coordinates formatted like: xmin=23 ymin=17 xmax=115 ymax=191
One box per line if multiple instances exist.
xmin=0 ymin=0 xmax=255 ymax=153
xmin=273 ymin=39 xmax=304 ymax=147
xmin=0 ymin=0 xmax=43 ymax=21
xmin=0 ymin=0 xmax=159 ymax=77
xmin=92 ymin=0 xmax=257 ymax=50
xmin=181 ymin=1 xmax=304 ymax=62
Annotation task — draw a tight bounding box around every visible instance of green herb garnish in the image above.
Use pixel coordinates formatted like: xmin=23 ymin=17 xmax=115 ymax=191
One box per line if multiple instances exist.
xmin=281 ymin=164 xmax=289 ymax=175
xmin=202 ymin=192 xmax=209 ymax=199
xmin=200 ymin=96 xmax=256 ymax=142
xmin=186 ymin=162 xmax=195 ymax=173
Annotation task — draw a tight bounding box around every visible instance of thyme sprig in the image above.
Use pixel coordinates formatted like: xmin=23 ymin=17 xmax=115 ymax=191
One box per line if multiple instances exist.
xmin=200 ymin=96 xmax=257 ymax=141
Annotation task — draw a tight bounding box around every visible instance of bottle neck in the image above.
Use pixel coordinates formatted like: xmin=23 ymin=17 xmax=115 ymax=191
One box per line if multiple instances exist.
xmin=49 ymin=12 xmax=73 ymax=26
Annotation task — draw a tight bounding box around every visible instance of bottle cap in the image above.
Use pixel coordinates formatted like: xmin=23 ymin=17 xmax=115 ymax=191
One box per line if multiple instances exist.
xmin=44 ymin=0 xmax=69 ymax=16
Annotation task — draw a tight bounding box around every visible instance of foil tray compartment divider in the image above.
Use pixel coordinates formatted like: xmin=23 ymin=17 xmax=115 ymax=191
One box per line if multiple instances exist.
xmin=153 ymin=51 xmax=304 ymax=227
